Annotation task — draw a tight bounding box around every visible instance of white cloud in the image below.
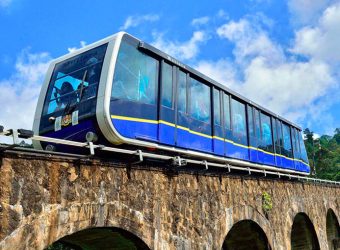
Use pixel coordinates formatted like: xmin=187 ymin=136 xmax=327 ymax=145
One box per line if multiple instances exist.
xmin=68 ymin=40 xmax=87 ymax=53
xmin=240 ymin=57 xmax=335 ymax=121
xmin=196 ymin=15 xmax=339 ymax=131
xmin=0 ymin=0 xmax=12 ymax=8
xmin=194 ymin=59 xmax=238 ymax=89
xmin=288 ymin=0 xmax=331 ymax=25
xmin=0 ymin=50 xmax=51 ymax=142
xmin=152 ymin=31 xmax=208 ymax=61
xmin=292 ymin=2 xmax=340 ymax=63
xmin=217 ymin=9 xmax=229 ymax=19
xmin=217 ymin=18 xmax=284 ymax=64
xmin=191 ymin=16 xmax=210 ymax=26
xmin=120 ymin=14 xmax=159 ymax=30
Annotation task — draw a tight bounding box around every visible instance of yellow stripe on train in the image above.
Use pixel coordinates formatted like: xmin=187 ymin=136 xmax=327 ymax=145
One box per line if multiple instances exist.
xmin=110 ymin=115 xmax=309 ymax=168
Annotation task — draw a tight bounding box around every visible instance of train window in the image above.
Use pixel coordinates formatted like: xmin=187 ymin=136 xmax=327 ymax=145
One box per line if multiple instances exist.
xmin=223 ymin=93 xmax=231 ymax=130
xmin=213 ymin=89 xmax=221 ymax=126
xmin=260 ymin=113 xmax=273 ymax=152
xmin=272 ymin=118 xmax=277 ymax=152
xmin=282 ymin=123 xmax=293 ymax=158
xmin=299 ymin=131 xmax=309 ymax=163
xmin=255 ymin=109 xmax=261 ymax=143
xmin=112 ymin=41 xmax=158 ymax=105
xmin=190 ymin=78 xmax=211 ymax=123
xmin=177 ymin=70 xmax=187 ymax=113
xmin=44 ymin=44 xmax=107 ymax=115
xmin=247 ymin=106 xmax=254 ymax=137
xmin=275 ymin=120 xmax=283 ymax=154
xmin=161 ymin=62 xmax=173 ymax=108
xmin=231 ymin=98 xmax=247 ymax=144
xmin=292 ymin=128 xmax=301 ymax=159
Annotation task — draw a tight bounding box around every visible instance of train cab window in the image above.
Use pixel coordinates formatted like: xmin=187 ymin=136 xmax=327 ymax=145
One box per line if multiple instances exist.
xmin=223 ymin=93 xmax=231 ymax=130
xmin=161 ymin=62 xmax=173 ymax=108
xmin=177 ymin=70 xmax=187 ymax=113
xmin=112 ymin=40 xmax=158 ymax=105
xmin=190 ymin=78 xmax=211 ymax=123
xmin=260 ymin=113 xmax=273 ymax=152
xmin=213 ymin=89 xmax=221 ymax=126
xmin=282 ymin=123 xmax=293 ymax=158
xmin=43 ymin=44 xmax=107 ymax=115
xmin=231 ymin=98 xmax=247 ymax=145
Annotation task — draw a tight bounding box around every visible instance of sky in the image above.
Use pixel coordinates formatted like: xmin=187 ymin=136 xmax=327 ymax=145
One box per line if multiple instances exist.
xmin=0 ymin=0 xmax=339 ymax=141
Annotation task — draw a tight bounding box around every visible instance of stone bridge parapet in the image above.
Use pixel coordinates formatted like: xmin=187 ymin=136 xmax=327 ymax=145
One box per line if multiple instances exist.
xmin=0 ymin=151 xmax=339 ymax=249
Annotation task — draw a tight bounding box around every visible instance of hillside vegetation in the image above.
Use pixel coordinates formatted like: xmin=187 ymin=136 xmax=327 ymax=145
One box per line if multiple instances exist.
xmin=304 ymin=128 xmax=340 ymax=181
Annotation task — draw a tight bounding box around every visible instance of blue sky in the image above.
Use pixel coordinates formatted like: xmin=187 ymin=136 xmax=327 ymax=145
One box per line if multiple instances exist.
xmin=0 ymin=0 xmax=339 ymax=138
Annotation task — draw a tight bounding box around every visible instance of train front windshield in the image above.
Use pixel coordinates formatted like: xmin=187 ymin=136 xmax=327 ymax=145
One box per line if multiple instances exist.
xmin=42 ymin=44 xmax=107 ymax=117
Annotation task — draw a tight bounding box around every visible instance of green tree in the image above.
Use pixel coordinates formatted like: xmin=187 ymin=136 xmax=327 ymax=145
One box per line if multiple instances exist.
xmin=304 ymin=128 xmax=340 ymax=181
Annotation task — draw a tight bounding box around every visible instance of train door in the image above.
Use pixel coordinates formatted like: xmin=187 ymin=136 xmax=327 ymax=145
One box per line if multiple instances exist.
xmin=227 ymin=97 xmax=249 ymax=160
xmin=212 ymin=88 xmax=224 ymax=155
xmin=272 ymin=118 xmax=283 ymax=167
xmin=187 ymin=76 xmax=212 ymax=153
xmin=158 ymin=61 xmax=176 ymax=145
xmin=247 ymin=105 xmax=258 ymax=163
xmin=175 ymin=69 xmax=190 ymax=149
xmin=223 ymin=93 xmax=232 ymax=156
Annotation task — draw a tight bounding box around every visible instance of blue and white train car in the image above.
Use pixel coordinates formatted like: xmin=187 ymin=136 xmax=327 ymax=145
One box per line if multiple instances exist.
xmin=33 ymin=32 xmax=310 ymax=175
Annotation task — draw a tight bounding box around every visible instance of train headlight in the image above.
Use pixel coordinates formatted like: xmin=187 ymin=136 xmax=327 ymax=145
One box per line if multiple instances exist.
xmin=86 ymin=132 xmax=98 ymax=143
xmin=45 ymin=144 xmax=56 ymax=152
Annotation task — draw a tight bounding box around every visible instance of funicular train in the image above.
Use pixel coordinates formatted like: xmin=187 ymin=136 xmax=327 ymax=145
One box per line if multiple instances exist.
xmin=33 ymin=32 xmax=310 ymax=175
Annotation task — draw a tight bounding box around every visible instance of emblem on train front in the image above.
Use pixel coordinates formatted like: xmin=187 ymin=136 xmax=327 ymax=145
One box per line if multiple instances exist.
xmin=61 ymin=114 xmax=72 ymax=127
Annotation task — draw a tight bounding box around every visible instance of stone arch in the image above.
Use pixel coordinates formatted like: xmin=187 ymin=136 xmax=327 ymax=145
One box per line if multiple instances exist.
xmin=291 ymin=212 xmax=320 ymax=250
xmin=326 ymin=208 xmax=340 ymax=250
xmin=219 ymin=205 xmax=276 ymax=249
xmin=222 ymin=220 xmax=272 ymax=250
xmin=46 ymin=227 xmax=150 ymax=249
xmin=0 ymin=203 xmax=154 ymax=250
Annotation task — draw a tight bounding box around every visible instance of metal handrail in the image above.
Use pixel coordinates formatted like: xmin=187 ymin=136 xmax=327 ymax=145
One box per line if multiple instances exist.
xmin=0 ymin=126 xmax=339 ymax=186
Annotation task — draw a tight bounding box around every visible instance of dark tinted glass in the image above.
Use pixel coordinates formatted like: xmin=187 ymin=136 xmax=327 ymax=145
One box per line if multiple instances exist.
xmin=255 ymin=109 xmax=261 ymax=146
xmin=161 ymin=62 xmax=173 ymax=108
xmin=231 ymin=98 xmax=247 ymax=144
xmin=292 ymin=128 xmax=301 ymax=159
xmin=272 ymin=118 xmax=277 ymax=151
xmin=112 ymin=40 xmax=158 ymax=105
xmin=213 ymin=89 xmax=221 ymax=126
xmin=190 ymin=78 xmax=211 ymax=123
xmin=177 ymin=70 xmax=187 ymax=113
xmin=276 ymin=120 xmax=283 ymax=154
xmin=299 ymin=131 xmax=309 ymax=163
xmin=223 ymin=93 xmax=231 ymax=130
xmin=248 ymin=106 xmax=254 ymax=137
xmin=260 ymin=113 xmax=273 ymax=152
xmin=43 ymin=43 xmax=107 ymax=115
xmin=282 ymin=123 xmax=293 ymax=158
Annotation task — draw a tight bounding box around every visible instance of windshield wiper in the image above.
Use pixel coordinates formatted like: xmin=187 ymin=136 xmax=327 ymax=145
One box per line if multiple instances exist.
xmin=61 ymin=70 xmax=88 ymax=116
xmin=78 ymin=70 xmax=88 ymax=101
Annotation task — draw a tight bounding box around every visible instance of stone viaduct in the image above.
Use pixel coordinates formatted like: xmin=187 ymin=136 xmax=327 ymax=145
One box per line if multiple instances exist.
xmin=0 ymin=149 xmax=339 ymax=250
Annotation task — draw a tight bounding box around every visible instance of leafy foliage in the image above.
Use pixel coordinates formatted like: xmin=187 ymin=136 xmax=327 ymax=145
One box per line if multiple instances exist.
xmin=304 ymin=128 xmax=340 ymax=181
xmin=262 ymin=191 xmax=273 ymax=214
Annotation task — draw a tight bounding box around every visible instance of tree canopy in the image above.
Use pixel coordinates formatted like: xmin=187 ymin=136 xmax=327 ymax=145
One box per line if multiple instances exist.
xmin=304 ymin=128 xmax=340 ymax=181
